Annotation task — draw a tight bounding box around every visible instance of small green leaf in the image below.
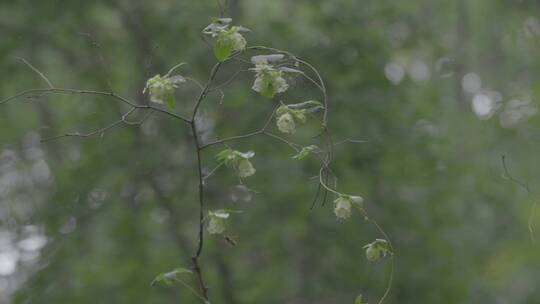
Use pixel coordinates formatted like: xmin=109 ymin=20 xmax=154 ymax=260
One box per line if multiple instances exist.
xmin=259 ymin=78 xmax=275 ymax=98
xmin=251 ymin=54 xmax=285 ymax=64
xmin=279 ymin=66 xmax=303 ymax=74
xmin=355 ymin=294 xmax=366 ymax=304
xmin=233 ymin=150 xmax=255 ymax=159
xmin=210 ymin=209 xmax=243 ymax=215
xmin=151 ymin=268 xmax=192 ymax=287
xmin=216 ymin=149 xmax=233 ymax=162
xmin=164 ymin=93 xmax=176 ymax=110
xmin=212 ymin=17 xmax=232 ymax=24
xmin=214 ymin=35 xmax=233 ymax=62
xmin=293 ymin=145 xmax=319 ymax=160
xmin=288 ymin=100 xmax=324 ymax=113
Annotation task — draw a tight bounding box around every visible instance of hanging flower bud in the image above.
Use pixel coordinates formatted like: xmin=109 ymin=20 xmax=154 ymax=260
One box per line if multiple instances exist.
xmin=143 ymin=74 xmax=185 ymax=109
xmin=216 ymin=149 xmax=256 ymax=178
xmin=365 ymin=246 xmax=381 ymax=262
xmin=237 ymin=158 xmax=256 ymax=178
xmin=203 ymin=18 xmax=249 ymax=62
xmin=333 ymin=194 xmax=363 ymax=220
xmin=230 ymin=29 xmax=247 ymax=51
xmin=277 ymin=112 xmax=296 ymax=134
xmin=275 ymin=105 xmax=309 ymax=134
xmin=207 ymin=210 xmax=230 ymax=234
xmin=251 ymin=64 xmax=289 ymax=98
xmin=334 ymin=196 xmax=353 ymax=219
xmin=208 ymin=217 xmax=226 ymax=234
xmin=363 ymin=239 xmax=391 ymax=263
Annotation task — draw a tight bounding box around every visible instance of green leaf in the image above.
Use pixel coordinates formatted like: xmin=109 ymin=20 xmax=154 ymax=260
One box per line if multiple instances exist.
xmin=293 ymin=145 xmax=319 ymax=160
xmin=233 ymin=150 xmax=255 ymax=159
xmin=355 ymin=294 xmax=366 ymax=304
xmin=251 ymin=54 xmax=285 ymax=64
xmin=279 ymin=66 xmax=303 ymax=74
xmin=216 ymin=149 xmax=233 ymax=162
xmin=212 ymin=17 xmax=232 ymax=24
xmin=287 ymin=100 xmax=322 ymax=109
xmin=288 ymin=100 xmax=324 ymax=113
xmin=214 ymin=35 xmax=233 ymax=62
xmin=290 ymin=109 xmax=307 ymax=123
xmin=260 ymin=78 xmax=275 ymax=98
xmin=212 ymin=209 xmax=243 ymax=215
xmin=164 ymin=93 xmax=176 ymax=110
xmin=151 ymin=268 xmax=192 ymax=287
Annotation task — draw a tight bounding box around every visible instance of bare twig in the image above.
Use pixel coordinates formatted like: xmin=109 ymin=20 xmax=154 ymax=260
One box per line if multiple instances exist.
xmin=39 ymin=107 xmax=153 ymax=143
xmin=0 ymin=88 xmax=191 ymax=124
xmin=199 ymin=102 xmax=279 ymax=150
xmin=501 ymin=155 xmax=536 ymax=243
xmin=501 ymin=155 xmax=531 ymax=193
xmin=208 ymin=69 xmax=249 ymax=92
xmin=334 ymin=138 xmax=369 ymax=146
xmin=15 ymin=57 xmax=54 ymax=88
xmin=203 ymin=162 xmax=225 ymax=181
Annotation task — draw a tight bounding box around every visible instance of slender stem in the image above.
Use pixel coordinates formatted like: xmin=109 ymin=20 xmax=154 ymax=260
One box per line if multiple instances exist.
xmin=188 ymin=60 xmax=227 ymax=303
xmin=165 ymin=62 xmax=187 ymax=77
xmin=357 ymin=207 xmax=395 ymax=304
xmin=190 ymin=118 xmax=210 ymax=302
xmin=192 ymin=62 xmax=222 ymax=120
xmin=176 ymin=278 xmax=209 ymax=303
xmin=201 ymin=130 xmax=263 ymax=149
xmin=41 ymin=107 xmax=138 ymax=142
xmin=15 ymin=57 xmax=54 ymax=88
xmin=191 ymin=124 xmax=206 ymax=258
xmin=199 ymin=102 xmax=278 ymax=150
xmin=0 ymin=88 xmax=191 ymax=123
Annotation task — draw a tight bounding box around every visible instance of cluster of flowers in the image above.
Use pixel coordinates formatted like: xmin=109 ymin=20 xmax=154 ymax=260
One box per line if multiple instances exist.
xmin=143 ymin=19 xmax=388 ymax=265
xmin=363 ymin=239 xmax=391 ymax=262
xmin=203 ymin=17 xmax=249 ymax=61
xmin=143 ymin=74 xmax=186 ymax=109
xmin=216 ymin=149 xmax=256 ymax=178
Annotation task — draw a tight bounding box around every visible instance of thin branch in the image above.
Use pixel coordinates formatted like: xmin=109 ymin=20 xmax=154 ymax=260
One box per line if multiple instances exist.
xmin=202 ymin=130 xmax=264 ymax=150
xmin=203 ymin=162 xmax=224 ymax=181
xmin=165 ymin=62 xmax=187 ymax=77
xmin=188 ymin=59 xmax=227 ymax=303
xmin=208 ymin=69 xmax=249 ymax=92
xmin=192 ymin=62 xmax=222 ymax=120
xmin=0 ymin=88 xmax=191 ymax=124
xmin=333 ymin=138 xmax=369 ymax=146
xmin=501 ymin=155 xmax=536 ymax=243
xmin=262 ymin=132 xmax=301 ymax=152
xmin=357 ymin=207 xmax=395 ymax=304
xmin=199 ymin=102 xmax=279 ymax=150
xmin=185 ymin=77 xmax=205 ymax=92
xmin=15 ymin=57 xmax=54 ymax=88
xmin=501 ymin=155 xmax=531 ymax=193
xmin=176 ymin=278 xmax=210 ymax=304
xmin=40 ymin=107 xmax=151 ymax=143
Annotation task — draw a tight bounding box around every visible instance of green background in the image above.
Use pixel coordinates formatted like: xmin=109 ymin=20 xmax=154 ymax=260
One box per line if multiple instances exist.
xmin=1 ymin=1 xmax=539 ymax=303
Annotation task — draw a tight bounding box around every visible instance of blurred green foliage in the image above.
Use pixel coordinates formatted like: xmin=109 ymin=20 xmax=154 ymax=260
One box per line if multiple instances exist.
xmin=1 ymin=0 xmax=540 ymax=303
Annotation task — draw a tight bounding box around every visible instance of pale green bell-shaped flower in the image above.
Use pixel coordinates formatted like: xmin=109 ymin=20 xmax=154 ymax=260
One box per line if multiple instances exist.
xmin=143 ymin=74 xmax=185 ymax=109
xmin=251 ymin=64 xmax=289 ymax=98
xmin=277 ymin=112 xmax=296 ymax=134
xmin=207 ymin=217 xmax=226 ymax=234
xmin=237 ymin=158 xmax=256 ymax=178
xmin=207 ymin=210 xmax=230 ymax=234
xmin=334 ymin=196 xmax=352 ymax=219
